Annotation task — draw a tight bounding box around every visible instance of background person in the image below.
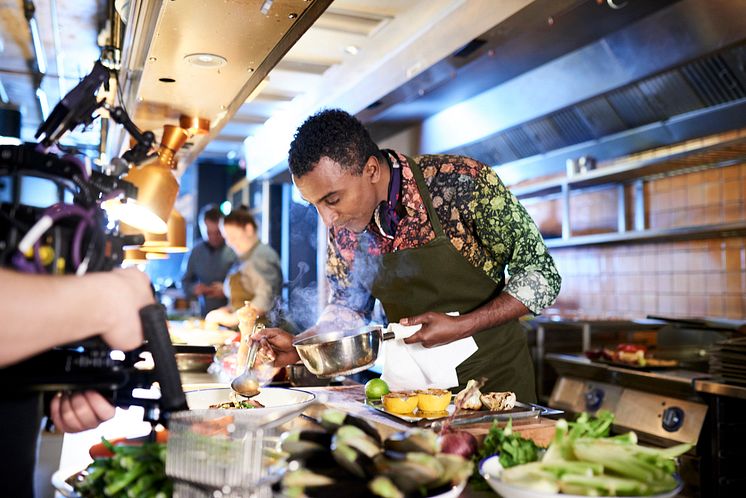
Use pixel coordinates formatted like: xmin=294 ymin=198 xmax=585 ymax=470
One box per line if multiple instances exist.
xmin=205 ymin=207 xmax=283 ymax=328
xmin=181 ymin=204 xmax=237 ymax=316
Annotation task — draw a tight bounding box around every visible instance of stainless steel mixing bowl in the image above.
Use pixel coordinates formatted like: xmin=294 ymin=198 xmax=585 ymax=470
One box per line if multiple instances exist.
xmin=292 ymin=325 xmax=384 ymax=377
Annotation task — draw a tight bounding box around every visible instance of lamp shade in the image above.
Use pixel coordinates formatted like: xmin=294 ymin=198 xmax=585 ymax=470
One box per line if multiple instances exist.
xmin=140 ymin=209 xmax=188 ymax=253
xmin=123 ymin=248 xmax=169 ymax=265
xmin=118 ymin=160 xmax=178 ymax=234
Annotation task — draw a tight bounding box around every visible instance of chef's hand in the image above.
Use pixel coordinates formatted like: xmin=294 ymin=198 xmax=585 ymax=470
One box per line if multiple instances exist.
xmin=400 ymin=312 xmax=463 ymax=348
xmin=193 ymin=283 xmax=209 ymax=296
xmin=251 ymin=327 xmax=300 ymax=367
xmin=101 ymin=268 xmax=155 ymax=352
xmin=50 ymin=391 xmax=116 ymax=433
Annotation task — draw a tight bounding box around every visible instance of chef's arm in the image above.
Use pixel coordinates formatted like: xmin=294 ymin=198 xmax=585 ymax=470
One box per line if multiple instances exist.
xmin=474 ymin=167 xmax=561 ymax=314
xmin=459 ymin=292 xmax=531 ymax=336
xmin=0 ymin=268 xmax=153 ymax=368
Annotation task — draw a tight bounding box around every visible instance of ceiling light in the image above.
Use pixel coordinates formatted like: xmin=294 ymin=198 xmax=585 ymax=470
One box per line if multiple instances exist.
xmin=344 ymin=45 xmax=360 ymax=56
xmin=108 ymin=125 xmax=189 ymax=234
xmin=184 ymin=53 xmax=227 ymax=67
xmin=179 ymin=114 xmax=210 ymax=136
xmin=137 ymin=209 xmax=188 ymax=254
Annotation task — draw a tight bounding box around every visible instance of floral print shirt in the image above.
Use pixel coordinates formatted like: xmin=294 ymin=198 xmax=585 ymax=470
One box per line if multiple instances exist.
xmin=326 ymin=152 xmax=561 ymax=316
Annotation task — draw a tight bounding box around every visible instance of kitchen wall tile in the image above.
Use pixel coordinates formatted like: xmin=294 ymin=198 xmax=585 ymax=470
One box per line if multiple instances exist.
xmin=687 ymin=273 xmax=706 ymax=293
xmin=703 ymin=169 xmax=722 ymax=183
xmin=642 ymin=294 xmax=657 ymax=311
xmin=658 ymin=273 xmax=673 ymax=293
xmin=670 ymin=176 xmax=687 ymax=190
xmin=688 ymin=207 xmax=706 ymax=226
xmin=724 ymin=295 xmax=743 ymax=319
xmin=725 ymin=271 xmax=742 ymax=293
xmin=705 ymin=182 xmax=722 ymax=204
xmin=707 ymin=295 xmax=724 ymax=317
xmin=723 ymin=166 xmax=740 ymax=182
xmin=725 ymin=248 xmax=741 ymax=271
xmin=704 ymin=205 xmax=722 ymax=225
xmin=687 ymin=184 xmax=705 ymax=207
xmin=688 ymin=295 xmax=707 ymax=317
xmin=672 ymin=273 xmax=688 ymax=293
xmin=723 ymin=181 xmax=741 ymax=203
xmin=723 ymin=203 xmax=743 ymax=223
xmin=705 ymin=272 xmax=723 ymax=294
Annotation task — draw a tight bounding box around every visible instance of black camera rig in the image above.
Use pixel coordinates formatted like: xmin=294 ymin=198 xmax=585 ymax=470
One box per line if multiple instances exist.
xmin=0 ymin=60 xmax=188 ymax=426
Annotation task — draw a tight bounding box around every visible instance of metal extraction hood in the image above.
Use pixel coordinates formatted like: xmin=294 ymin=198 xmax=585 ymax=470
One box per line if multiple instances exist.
xmin=357 ymin=0 xmax=746 ymax=185
xmin=109 ymin=0 xmax=331 ymax=176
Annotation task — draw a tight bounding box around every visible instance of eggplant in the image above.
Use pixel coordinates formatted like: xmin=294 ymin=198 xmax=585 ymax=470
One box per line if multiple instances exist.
xmin=332 ymin=442 xmax=378 ymax=479
xmin=434 ymin=453 xmax=473 ymax=487
xmin=288 ymin=449 xmax=337 ymax=473
xmin=376 ymin=452 xmax=444 ymax=493
xmin=321 ymin=409 xmax=382 ymax=443
xmin=334 ymin=425 xmax=381 ymax=458
xmin=384 ymin=429 xmax=439 ymax=455
xmin=281 ymin=430 xmax=333 ymax=455
xmin=282 ymin=469 xmax=376 ymax=498
xmin=369 ymin=476 xmax=404 ymax=498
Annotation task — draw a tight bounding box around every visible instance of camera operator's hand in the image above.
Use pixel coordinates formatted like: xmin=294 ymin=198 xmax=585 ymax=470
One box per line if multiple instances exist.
xmin=99 ymin=268 xmax=155 ymax=352
xmin=50 ymin=391 xmax=115 ymax=433
xmin=1 ymin=268 xmax=155 ymax=367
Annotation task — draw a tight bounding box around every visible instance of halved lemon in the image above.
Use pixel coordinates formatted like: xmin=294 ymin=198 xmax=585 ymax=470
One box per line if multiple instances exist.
xmin=382 ymin=391 xmax=419 ymax=414
xmin=416 ymin=389 xmax=452 ymax=412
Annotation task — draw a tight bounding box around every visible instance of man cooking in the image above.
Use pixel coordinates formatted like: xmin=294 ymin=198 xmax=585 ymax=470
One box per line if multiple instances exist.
xmin=253 ymin=109 xmax=561 ymax=402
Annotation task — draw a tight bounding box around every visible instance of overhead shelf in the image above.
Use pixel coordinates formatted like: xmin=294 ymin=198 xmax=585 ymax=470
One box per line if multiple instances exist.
xmin=510 ymin=131 xmax=746 ymax=247
xmin=545 ymin=221 xmax=746 ymax=248
xmin=511 ymin=133 xmax=746 ymax=200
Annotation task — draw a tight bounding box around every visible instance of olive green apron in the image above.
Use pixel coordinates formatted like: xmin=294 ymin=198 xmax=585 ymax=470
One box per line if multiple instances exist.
xmin=370 ymin=156 xmax=536 ymax=402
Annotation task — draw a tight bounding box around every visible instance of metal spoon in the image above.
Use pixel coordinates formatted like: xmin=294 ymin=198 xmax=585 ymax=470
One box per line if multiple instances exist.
xmin=231 ymin=339 xmax=261 ymax=397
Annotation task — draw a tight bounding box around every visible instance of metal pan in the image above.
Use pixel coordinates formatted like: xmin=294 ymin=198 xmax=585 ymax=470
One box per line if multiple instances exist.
xmin=292 ymin=325 xmax=387 ymax=377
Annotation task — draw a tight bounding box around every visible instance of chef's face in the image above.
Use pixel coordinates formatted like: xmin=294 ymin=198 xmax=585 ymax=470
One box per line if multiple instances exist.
xmin=293 ymin=156 xmax=382 ymax=233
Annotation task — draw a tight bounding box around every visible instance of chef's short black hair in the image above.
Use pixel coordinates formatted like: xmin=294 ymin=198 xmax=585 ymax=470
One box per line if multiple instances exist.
xmin=288 ymin=109 xmax=380 ymax=178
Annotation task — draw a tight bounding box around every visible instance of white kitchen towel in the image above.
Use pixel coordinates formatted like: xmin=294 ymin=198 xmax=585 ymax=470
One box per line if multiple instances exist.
xmin=380 ymin=315 xmax=478 ymax=391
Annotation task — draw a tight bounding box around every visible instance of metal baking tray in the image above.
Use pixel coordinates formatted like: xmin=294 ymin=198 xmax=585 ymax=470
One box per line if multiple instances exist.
xmin=365 ymin=399 xmax=562 ymax=428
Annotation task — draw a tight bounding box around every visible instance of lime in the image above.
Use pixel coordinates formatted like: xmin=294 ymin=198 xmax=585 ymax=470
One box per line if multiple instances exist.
xmin=365 ymin=378 xmax=390 ymax=400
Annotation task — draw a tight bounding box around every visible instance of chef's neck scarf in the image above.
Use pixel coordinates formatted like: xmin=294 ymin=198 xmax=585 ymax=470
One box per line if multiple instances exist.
xmin=374 ymin=149 xmax=402 ymax=239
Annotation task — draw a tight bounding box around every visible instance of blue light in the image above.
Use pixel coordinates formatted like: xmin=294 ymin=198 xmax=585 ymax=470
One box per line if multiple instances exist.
xmin=220 ymin=201 xmax=232 ymax=215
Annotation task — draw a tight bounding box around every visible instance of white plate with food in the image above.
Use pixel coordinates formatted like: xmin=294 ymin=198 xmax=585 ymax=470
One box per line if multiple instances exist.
xmin=479 ymin=455 xmax=684 ymax=498
xmin=184 ymin=386 xmax=318 ymax=427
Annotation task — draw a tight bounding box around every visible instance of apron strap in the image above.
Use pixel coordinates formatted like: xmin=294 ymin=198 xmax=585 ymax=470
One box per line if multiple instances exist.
xmin=406 ymin=155 xmax=446 ymax=238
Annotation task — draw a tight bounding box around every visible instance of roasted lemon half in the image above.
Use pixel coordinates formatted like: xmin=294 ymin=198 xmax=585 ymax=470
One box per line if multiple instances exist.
xmin=416 ymin=389 xmax=452 ymax=412
xmin=382 ymin=391 xmax=419 ymax=414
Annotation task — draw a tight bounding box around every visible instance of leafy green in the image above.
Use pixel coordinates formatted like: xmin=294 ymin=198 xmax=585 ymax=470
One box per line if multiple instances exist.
xmin=471 ymin=418 xmax=541 ymax=489
xmin=72 ymin=438 xmax=172 ymax=498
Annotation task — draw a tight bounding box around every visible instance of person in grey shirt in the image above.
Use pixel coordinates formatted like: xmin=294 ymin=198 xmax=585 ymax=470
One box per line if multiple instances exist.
xmin=205 ymin=207 xmax=283 ymax=327
xmin=181 ymin=205 xmax=237 ymax=316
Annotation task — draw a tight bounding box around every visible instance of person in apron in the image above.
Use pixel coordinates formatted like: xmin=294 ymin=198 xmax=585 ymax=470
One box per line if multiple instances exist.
xmin=205 ymin=207 xmax=284 ymax=327
xmin=254 ymin=109 xmax=561 ymax=402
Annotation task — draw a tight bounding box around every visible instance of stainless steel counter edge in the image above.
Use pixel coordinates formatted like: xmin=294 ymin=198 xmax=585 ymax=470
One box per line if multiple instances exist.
xmin=694 ymin=379 xmax=746 ymax=400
